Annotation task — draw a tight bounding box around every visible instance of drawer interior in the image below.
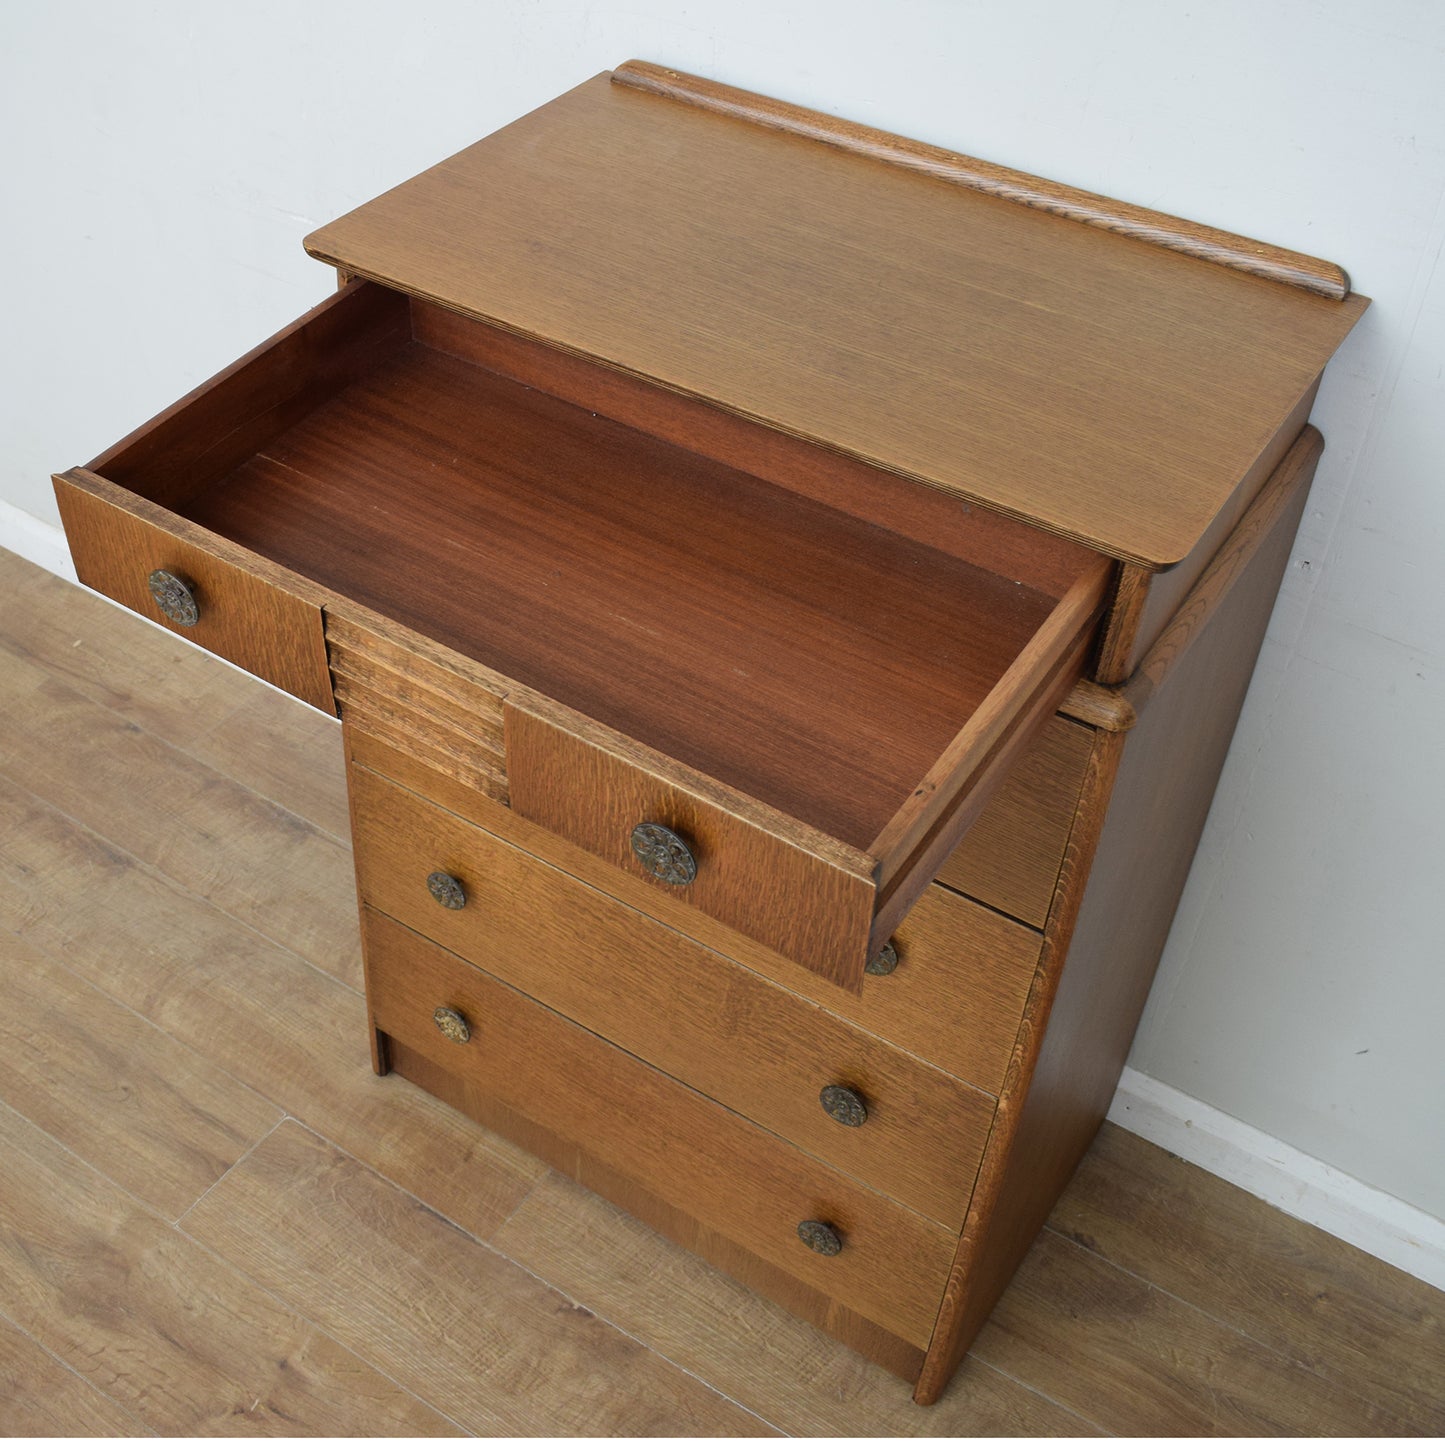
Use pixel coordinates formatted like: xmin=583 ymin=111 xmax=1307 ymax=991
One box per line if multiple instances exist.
xmin=90 ymin=280 xmax=1107 ymax=855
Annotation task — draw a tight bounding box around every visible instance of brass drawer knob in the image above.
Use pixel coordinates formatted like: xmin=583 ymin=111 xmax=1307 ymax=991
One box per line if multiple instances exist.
xmin=426 ymin=871 xmax=466 ymax=909
xmin=865 ymin=941 xmax=899 ymax=976
xmin=432 ymin=1006 xmax=471 ymax=1044
xmin=819 ymin=1084 xmax=868 ymax=1127
xmin=796 ymin=1220 xmax=842 ymax=1256
xmin=629 ymin=822 xmax=697 ymax=886
xmin=147 ymin=569 xmax=199 ymax=627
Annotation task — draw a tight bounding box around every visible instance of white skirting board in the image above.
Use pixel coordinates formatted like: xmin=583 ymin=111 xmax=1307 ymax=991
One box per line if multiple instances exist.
xmin=1109 ymin=1067 xmax=1445 ymax=1292
xmin=1 ymin=498 xmax=76 ymax=582
xmin=4 ymin=497 xmax=1443 ymax=1294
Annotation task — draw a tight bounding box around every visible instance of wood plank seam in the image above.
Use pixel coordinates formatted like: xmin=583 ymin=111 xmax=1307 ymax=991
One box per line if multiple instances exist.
xmin=172 ymin=1114 xmax=290 ymax=1228
xmin=475 ymin=1230 xmax=786 ymax=1437
xmin=172 ymin=1111 xmax=770 ymax=1431
xmin=1034 ymin=1222 xmax=1417 ymax=1428
xmin=0 ymin=768 xmax=364 ymax=1012
xmin=0 ymin=1096 xmax=475 ymax=1435
xmin=0 ymin=1302 xmax=153 ymax=1435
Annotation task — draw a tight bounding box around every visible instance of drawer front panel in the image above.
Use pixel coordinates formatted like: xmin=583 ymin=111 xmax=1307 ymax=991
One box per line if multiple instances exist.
xmin=364 ymin=909 xmax=958 ymax=1346
xmin=327 ymin=610 xmax=508 ymax=804
xmin=348 ymin=728 xmax=1044 ymax=1095
xmin=54 ymin=469 xmax=335 ymax=713
xmin=352 ymin=766 xmax=995 ymax=1226
xmin=936 ymin=715 xmax=1094 ymax=928
xmin=506 ymin=694 xmax=879 ymax=993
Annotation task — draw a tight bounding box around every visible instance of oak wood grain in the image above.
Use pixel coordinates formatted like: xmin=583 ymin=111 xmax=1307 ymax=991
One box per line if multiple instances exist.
xmin=86 ymin=278 xmax=409 ymax=509
xmin=305 ymin=71 xmax=1366 ymax=567
xmin=496 ymin=1172 xmax=1103 ymax=1434
xmin=1053 ymin=1124 xmax=1445 ymax=1435
xmin=0 ymin=1315 xmax=147 ymax=1436
xmin=1057 ymin=678 xmax=1137 ymax=732
xmin=413 ymin=298 xmax=1099 ymax=596
xmin=968 ymin=1227 xmax=1412 ymax=1435
xmin=934 ymin=715 xmax=1093 ymax=928
xmin=352 ymin=765 xmax=995 ymax=1225
xmin=351 ymin=721 xmax=1043 ymax=1093
xmin=365 ymin=910 xmax=959 ymax=1346
xmin=0 ymin=1100 xmax=460 ymax=1436
xmin=327 ymin=607 xmax=509 ymax=804
xmin=0 ymin=552 xmax=349 ymax=840
xmin=1111 ymin=381 xmax=1323 ymax=682
xmin=188 ymin=685 xmax=349 ymax=841
xmin=505 ymin=692 xmax=879 ymax=990
xmin=0 ymin=549 xmax=267 ymax=744
xmin=180 ymin=337 xmax=1070 ymax=851
xmin=54 ymin=467 xmax=336 ymax=712
xmin=868 ymin=558 xmax=1109 ymax=876
xmin=868 ymin=621 xmax=1096 ymax=954
xmin=1091 ymin=560 xmax=1152 ymax=687
xmin=917 ymin=433 xmax=1324 ymax=1401
xmin=0 ymin=644 xmax=361 ymax=990
xmin=0 ymin=774 xmax=545 ymax=1245
xmin=181 ymin=1119 xmax=775 ymax=1436
xmin=0 ymin=932 xmax=282 ymax=1221
xmin=5 ymin=554 xmax=1434 ymax=1429
xmin=1123 ymin=426 xmax=1325 ymax=714
xmin=612 ymin=61 xmax=1352 ymax=300
xmin=391 ymin=1037 xmax=930 ymax=1386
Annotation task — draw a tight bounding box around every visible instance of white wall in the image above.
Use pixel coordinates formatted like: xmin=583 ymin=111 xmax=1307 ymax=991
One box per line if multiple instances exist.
xmin=4 ymin=2 xmax=1442 ymax=1223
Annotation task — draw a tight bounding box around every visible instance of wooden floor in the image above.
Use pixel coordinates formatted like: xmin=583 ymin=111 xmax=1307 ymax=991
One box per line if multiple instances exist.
xmin=0 ymin=546 xmax=1441 ymax=1438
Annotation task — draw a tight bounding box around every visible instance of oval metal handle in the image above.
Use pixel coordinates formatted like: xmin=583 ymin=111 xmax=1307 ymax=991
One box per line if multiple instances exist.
xmin=426 ymin=871 xmax=467 ymax=910
xmin=796 ymin=1220 xmax=843 ymax=1256
xmin=629 ymin=822 xmax=697 ymax=886
xmin=865 ymin=941 xmax=899 ymax=976
xmin=147 ymin=569 xmax=200 ymax=628
xmin=819 ymin=1084 xmax=868 ymax=1127
xmin=432 ymin=1006 xmax=471 ymax=1044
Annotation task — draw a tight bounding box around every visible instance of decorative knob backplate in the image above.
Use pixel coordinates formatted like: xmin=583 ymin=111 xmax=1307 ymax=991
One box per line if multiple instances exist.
xmin=147 ymin=569 xmax=199 ymax=627
xmin=796 ymin=1220 xmax=842 ymax=1256
xmin=819 ymin=1084 xmax=868 ymax=1127
xmin=427 ymin=871 xmax=466 ymax=909
xmin=432 ymin=1006 xmax=471 ymax=1044
xmin=629 ymin=822 xmax=697 ymax=886
xmin=865 ymin=941 xmax=899 ymax=976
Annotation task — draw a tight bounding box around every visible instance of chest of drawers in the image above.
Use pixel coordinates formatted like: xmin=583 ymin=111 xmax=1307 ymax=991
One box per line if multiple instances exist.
xmin=52 ymin=62 xmax=1365 ymax=1403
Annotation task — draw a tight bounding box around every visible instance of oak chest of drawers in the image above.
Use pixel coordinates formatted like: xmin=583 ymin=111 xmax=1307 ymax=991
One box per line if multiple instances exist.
xmin=54 ymin=62 xmax=1366 ymax=1403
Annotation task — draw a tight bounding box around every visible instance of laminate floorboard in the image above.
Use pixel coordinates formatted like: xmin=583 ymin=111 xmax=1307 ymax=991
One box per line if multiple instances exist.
xmin=1 ymin=547 xmax=1440 ymax=1435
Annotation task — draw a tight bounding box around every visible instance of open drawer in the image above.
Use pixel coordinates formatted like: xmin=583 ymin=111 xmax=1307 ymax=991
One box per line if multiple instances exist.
xmin=53 ymin=278 xmax=1111 ymax=991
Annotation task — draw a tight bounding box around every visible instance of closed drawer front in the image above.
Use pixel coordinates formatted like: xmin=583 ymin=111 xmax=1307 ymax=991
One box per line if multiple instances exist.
xmin=347 ymin=726 xmax=1044 ymax=1096
xmin=352 ymin=764 xmax=996 ymax=1227
xmin=54 ymin=470 xmax=335 ymax=713
xmin=364 ymin=908 xmax=958 ymax=1346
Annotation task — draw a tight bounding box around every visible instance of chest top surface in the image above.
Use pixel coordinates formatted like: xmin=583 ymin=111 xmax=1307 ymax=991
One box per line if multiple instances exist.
xmin=305 ymin=63 xmax=1365 ymax=570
